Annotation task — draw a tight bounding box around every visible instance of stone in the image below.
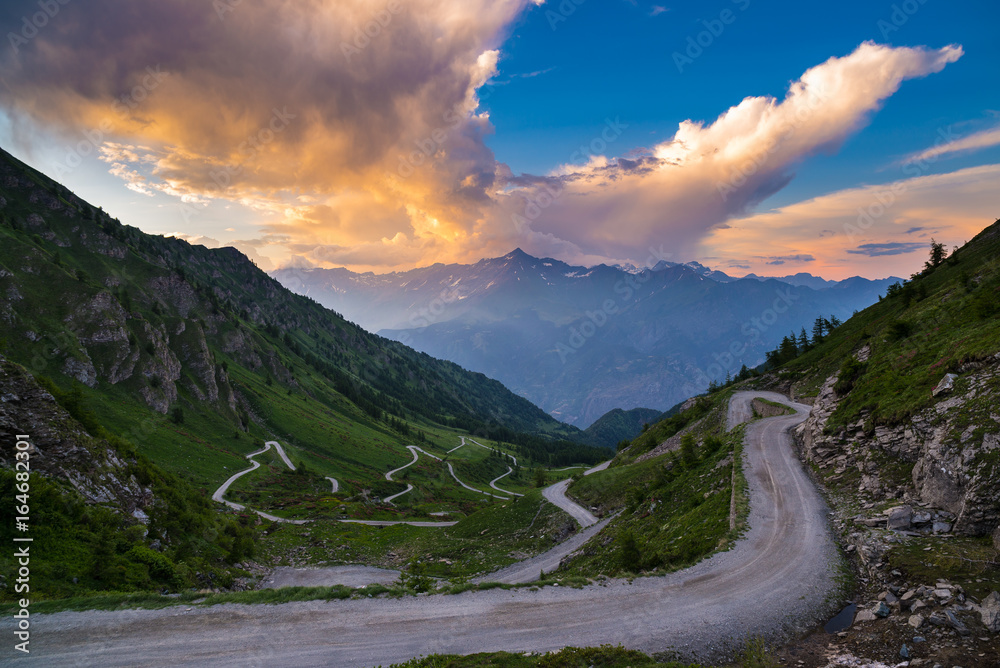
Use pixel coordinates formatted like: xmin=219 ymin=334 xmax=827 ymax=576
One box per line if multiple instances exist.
xmin=934 ymin=588 xmax=952 ymax=598
xmin=931 ymin=372 xmax=957 ymax=396
xmin=854 ymin=609 xmax=877 ymax=623
xmin=908 ymin=614 xmax=924 ymax=628
xmin=887 ymin=505 xmax=913 ymax=530
xmin=872 ymin=601 xmax=891 ymax=618
xmin=900 ymin=643 xmax=910 ymax=659
xmin=993 ymin=525 xmax=1000 ymax=551
xmin=901 ymin=589 xmax=916 ymax=601
xmin=933 ymin=521 xmax=952 ymax=534
xmin=912 ymin=511 xmax=932 ymax=525
xmin=884 ymin=591 xmax=899 ymax=605
xmin=945 ymin=609 xmax=971 ymax=635
xmin=977 ymin=591 xmax=1000 ymax=632
xmin=910 ymin=599 xmax=927 ymax=611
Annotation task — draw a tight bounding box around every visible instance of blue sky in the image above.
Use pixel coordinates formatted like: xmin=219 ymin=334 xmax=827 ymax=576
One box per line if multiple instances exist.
xmin=1 ymin=0 xmax=997 ymax=278
xmin=484 ymin=0 xmax=1000 ymax=200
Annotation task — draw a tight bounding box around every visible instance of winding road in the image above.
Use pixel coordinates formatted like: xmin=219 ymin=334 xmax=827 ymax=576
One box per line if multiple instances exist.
xmin=25 ymin=392 xmax=840 ymax=667
xmin=211 ymin=441 xmax=310 ymax=525
xmin=541 ymin=479 xmax=598 ymax=528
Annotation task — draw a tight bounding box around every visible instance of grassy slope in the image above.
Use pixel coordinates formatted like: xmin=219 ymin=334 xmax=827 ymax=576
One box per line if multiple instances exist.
xmin=779 ymin=220 xmax=1000 ymax=428
xmin=559 ymin=390 xmax=750 ymax=578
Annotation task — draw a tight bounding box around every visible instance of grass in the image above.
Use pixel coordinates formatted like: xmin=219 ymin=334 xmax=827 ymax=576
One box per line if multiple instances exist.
xmin=557 ymin=397 xmax=748 ymax=578
xmin=782 ymin=223 xmax=1000 ymax=429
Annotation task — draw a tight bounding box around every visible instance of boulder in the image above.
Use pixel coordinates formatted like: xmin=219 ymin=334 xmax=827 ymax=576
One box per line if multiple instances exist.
xmin=887 ymin=505 xmax=913 ymax=530
xmin=932 ymin=521 xmax=952 ymax=534
xmin=978 ymin=591 xmax=1000 ymax=632
xmin=932 ymin=373 xmax=959 ymax=396
xmin=932 ymin=372 xmax=957 ymax=396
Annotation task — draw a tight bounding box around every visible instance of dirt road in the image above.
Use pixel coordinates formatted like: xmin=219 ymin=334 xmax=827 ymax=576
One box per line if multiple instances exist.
xmin=21 ymin=392 xmax=840 ymax=667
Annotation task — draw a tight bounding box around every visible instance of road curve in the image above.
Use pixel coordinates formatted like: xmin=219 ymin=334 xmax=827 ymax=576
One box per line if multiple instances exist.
xmin=541 ymin=479 xmax=598 ymax=528
xmin=212 ymin=442 xmax=310 ymax=525
xmin=325 ymin=477 xmax=339 ymax=493
xmin=488 ymin=467 xmax=523 ymax=497
xmin=24 ymin=392 xmax=841 ymax=667
xmin=473 ymin=515 xmax=614 ymax=584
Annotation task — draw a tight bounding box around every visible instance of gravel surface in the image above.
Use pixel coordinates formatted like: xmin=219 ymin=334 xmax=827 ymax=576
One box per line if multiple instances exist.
xmin=17 ymin=393 xmax=842 ymax=667
xmin=542 ymin=478 xmax=599 ymax=527
xmin=260 ymin=566 xmax=401 ymax=589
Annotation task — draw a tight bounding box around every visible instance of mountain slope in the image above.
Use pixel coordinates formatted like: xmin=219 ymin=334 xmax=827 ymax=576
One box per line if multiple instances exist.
xmin=274 ymin=251 xmax=899 ymax=426
xmin=0 ymin=145 xmax=609 ymax=600
xmin=582 ymin=407 xmax=663 ymax=449
xmin=772 ymin=220 xmax=1000 ymax=537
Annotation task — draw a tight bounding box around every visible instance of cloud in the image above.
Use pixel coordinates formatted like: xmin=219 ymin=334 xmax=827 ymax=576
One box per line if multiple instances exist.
xmin=0 ymin=14 xmax=967 ymax=273
xmin=698 ymin=163 xmax=1000 ymax=279
xmin=904 ymin=124 xmax=1000 ymax=163
xmin=846 ymin=242 xmax=926 ymax=257
xmin=0 ymin=0 xmax=538 ymax=257
xmin=500 ymin=41 xmax=963 ymax=265
xmin=763 ymin=254 xmax=815 ymax=264
xmin=649 ymin=6 xmax=669 ymax=16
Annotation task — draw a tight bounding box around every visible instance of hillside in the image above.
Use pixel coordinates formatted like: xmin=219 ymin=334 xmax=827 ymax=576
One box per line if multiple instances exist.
xmin=274 ymin=250 xmax=899 ymax=426
xmin=583 ymin=407 xmax=663 ymax=449
xmin=0 ymin=145 xmax=606 ymax=601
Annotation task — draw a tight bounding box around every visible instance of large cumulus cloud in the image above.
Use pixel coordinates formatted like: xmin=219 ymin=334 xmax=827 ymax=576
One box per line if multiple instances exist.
xmin=0 ymin=5 xmax=968 ymax=271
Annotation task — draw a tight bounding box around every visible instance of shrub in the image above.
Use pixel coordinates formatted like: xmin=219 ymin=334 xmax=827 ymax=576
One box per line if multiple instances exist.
xmin=833 ymin=357 xmax=866 ymax=395
xmin=886 ymin=320 xmax=913 ymax=342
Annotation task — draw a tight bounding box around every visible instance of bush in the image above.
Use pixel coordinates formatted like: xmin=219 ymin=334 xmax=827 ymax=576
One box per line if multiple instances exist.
xmin=679 ymin=432 xmax=698 ymax=467
xmin=833 ymin=357 xmax=866 ymax=395
xmin=886 ymin=320 xmax=913 ymax=342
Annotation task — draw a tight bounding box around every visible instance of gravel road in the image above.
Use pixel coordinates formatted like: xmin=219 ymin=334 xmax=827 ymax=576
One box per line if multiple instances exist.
xmin=542 ymin=478 xmax=599 ymax=527
xmin=17 ymin=392 xmax=841 ymax=667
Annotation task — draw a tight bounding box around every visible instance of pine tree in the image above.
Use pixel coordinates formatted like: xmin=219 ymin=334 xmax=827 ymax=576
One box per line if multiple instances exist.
xmin=798 ymin=327 xmax=809 ymax=352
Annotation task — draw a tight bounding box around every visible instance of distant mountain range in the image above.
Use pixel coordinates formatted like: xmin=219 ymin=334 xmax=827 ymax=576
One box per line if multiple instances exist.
xmin=272 ymin=250 xmax=901 ymax=427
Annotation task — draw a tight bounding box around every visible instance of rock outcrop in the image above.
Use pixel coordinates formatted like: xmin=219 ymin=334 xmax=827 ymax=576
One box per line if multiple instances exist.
xmin=795 ymin=351 xmax=1000 ymax=537
xmin=0 ymin=353 xmax=152 ymax=516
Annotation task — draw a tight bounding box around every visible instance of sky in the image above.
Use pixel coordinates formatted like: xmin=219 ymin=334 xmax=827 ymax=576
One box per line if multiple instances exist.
xmin=1 ymin=0 xmax=998 ymax=279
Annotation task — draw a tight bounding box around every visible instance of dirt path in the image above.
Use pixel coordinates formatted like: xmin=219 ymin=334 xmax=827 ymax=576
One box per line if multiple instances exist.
xmin=27 ymin=393 xmax=840 ymax=667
